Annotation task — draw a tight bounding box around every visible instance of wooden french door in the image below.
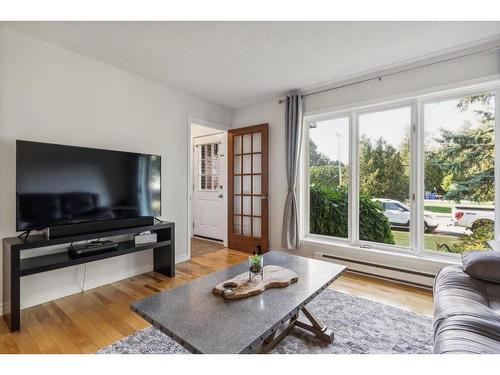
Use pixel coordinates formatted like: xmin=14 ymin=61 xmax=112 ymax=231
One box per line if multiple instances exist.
xmin=228 ymin=124 xmax=269 ymax=253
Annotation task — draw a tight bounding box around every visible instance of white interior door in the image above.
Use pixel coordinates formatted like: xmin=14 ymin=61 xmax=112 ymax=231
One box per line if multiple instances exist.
xmin=193 ymin=133 xmax=226 ymax=241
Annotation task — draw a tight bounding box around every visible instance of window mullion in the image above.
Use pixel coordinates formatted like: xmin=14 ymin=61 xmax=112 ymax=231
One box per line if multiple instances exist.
xmin=495 ymin=89 xmax=500 ymax=239
xmin=301 ymin=120 xmax=311 ymax=240
xmin=409 ymin=102 xmax=416 ymax=254
xmin=411 ymin=99 xmax=424 ymax=255
xmin=350 ymin=111 xmax=359 ymax=246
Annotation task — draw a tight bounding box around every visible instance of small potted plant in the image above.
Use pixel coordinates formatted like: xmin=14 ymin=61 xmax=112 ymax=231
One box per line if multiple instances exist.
xmin=248 ymin=247 xmax=264 ymax=281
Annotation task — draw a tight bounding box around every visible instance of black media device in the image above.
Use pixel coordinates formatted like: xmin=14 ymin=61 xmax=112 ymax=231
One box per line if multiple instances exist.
xmin=16 ymin=140 xmax=161 ymax=238
xmin=68 ymin=240 xmax=119 ymax=258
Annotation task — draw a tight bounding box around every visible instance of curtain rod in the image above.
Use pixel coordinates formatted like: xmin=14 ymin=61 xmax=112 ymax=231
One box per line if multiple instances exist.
xmin=278 ymin=44 xmax=500 ymax=103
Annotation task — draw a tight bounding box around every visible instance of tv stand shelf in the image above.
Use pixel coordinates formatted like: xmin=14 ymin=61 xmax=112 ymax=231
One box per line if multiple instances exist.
xmin=3 ymin=222 xmax=175 ymax=332
xmin=20 ymin=239 xmax=172 ymax=276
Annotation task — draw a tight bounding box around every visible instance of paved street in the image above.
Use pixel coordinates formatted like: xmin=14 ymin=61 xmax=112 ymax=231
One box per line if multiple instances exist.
xmin=432 ymin=214 xmax=468 ymax=236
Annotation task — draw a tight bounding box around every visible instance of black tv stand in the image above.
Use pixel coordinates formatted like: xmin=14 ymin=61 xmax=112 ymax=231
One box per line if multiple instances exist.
xmin=2 ymin=222 xmax=175 ymax=332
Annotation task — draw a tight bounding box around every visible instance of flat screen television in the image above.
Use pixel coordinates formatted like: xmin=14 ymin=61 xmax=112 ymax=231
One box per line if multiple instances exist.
xmin=16 ymin=140 xmax=161 ymax=232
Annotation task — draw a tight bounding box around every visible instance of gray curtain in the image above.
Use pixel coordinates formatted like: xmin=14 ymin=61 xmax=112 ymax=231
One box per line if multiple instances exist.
xmin=281 ymin=93 xmax=304 ymax=250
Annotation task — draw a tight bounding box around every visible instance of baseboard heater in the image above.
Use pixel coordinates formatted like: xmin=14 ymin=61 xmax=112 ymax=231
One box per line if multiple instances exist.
xmin=318 ymin=253 xmax=435 ymax=289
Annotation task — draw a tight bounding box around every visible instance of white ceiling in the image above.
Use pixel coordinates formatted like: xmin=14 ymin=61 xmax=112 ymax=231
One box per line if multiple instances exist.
xmin=4 ymin=22 xmax=500 ymax=108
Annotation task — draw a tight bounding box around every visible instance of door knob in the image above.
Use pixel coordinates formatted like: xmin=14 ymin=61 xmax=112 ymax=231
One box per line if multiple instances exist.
xmin=261 ymin=195 xmax=267 ymax=200
xmin=218 ymin=194 xmax=223 ymax=199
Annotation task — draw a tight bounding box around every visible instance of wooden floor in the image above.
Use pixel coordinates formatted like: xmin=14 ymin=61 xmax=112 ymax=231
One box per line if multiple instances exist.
xmin=0 ymin=244 xmax=433 ymax=354
xmin=191 ymin=237 xmax=225 ymax=257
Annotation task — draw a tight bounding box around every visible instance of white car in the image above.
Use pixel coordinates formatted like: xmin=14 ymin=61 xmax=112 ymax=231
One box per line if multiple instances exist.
xmin=373 ymin=198 xmax=439 ymax=233
xmin=452 ymin=205 xmax=494 ymax=231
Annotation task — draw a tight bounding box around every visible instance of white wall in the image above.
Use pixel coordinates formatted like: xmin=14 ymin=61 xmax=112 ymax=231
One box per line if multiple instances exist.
xmin=191 ymin=123 xmax=225 ymax=138
xmin=304 ymin=47 xmax=500 ymax=113
xmin=0 ymin=27 xmax=232 ymax=309
xmin=231 ymin=45 xmax=500 ymax=286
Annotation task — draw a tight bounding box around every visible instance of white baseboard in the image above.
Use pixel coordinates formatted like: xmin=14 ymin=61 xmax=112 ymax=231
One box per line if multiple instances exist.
xmin=20 ymin=284 xmax=83 ymax=310
xmin=80 ymin=264 xmax=154 ymax=293
xmin=176 ymin=254 xmax=190 ymax=263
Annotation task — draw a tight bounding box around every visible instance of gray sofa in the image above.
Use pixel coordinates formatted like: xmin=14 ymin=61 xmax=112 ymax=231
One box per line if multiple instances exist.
xmin=433 ymin=263 xmax=500 ymax=353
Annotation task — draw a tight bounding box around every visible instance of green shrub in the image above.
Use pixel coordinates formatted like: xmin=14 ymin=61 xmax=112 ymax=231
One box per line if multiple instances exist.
xmin=450 ymin=219 xmax=493 ymax=253
xmin=309 ymin=184 xmax=394 ymax=244
xmin=359 ymin=194 xmax=395 ymax=244
xmin=310 ymin=183 xmax=348 ymax=237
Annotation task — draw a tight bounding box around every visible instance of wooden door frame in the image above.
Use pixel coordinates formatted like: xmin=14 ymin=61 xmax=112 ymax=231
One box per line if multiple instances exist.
xmin=228 ymin=123 xmax=269 ymax=253
xmin=187 ymin=117 xmax=230 ymax=261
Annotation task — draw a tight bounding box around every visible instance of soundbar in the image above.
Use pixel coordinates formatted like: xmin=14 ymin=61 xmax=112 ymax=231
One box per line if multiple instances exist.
xmin=47 ymin=216 xmax=155 ymax=238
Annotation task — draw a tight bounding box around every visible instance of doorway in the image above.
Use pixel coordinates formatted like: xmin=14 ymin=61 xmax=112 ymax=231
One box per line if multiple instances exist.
xmin=189 ymin=120 xmax=228 ymax=258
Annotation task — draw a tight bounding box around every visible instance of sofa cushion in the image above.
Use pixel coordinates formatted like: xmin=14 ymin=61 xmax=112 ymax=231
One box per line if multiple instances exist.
xmin=433 ymin=265 xmax=500 ymax=354
xmin=434 ymin=316 xmax=500 ymax=354
xmin=462 ymin=250 xmax=500 ymax=284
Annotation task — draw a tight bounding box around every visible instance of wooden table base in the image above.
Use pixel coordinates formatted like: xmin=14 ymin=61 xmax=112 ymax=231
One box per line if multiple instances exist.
xmin=258 ymin=305 xmax=334 ymax=353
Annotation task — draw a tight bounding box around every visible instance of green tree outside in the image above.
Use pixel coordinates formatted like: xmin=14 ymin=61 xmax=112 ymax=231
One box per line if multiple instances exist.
xmin=359 ymin=136 xmax=409 ymax=202
xmin=432 ymin=94 xmax=495 ymax=202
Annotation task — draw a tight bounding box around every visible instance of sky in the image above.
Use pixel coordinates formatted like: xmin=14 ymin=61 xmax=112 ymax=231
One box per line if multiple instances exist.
xmin=310 ymin=96 xmax=495 ymax=165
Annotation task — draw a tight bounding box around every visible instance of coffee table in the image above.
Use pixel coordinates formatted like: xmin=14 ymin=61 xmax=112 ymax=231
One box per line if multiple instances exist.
xmin=131 ymin=251 xmax=346 ymax=353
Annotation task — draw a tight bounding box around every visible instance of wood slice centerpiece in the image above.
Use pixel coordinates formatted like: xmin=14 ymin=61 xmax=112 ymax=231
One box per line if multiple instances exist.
xmin=212 ymin=265 xmax=298 ymax=299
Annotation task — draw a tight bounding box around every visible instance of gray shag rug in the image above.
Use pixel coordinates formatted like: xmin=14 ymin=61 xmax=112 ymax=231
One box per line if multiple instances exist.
xmin=98 ymin=289 xmax=433 ymax=354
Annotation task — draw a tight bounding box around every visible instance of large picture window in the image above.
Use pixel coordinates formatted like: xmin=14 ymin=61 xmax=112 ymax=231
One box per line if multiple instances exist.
xmin=304 ymin=83 xmax=498 ymax=258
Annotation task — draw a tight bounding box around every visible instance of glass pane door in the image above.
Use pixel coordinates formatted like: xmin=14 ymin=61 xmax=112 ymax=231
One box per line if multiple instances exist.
xmin=229 ymin=124 xmax=268 ymax=252
xmin=233 ymin=132 xmax=263 ymax=238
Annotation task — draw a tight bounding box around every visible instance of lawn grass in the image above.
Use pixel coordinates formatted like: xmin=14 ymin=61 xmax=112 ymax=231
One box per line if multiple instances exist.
xmin=424 ymin=205 xmax=452 ymax=214
xmin=392 ymin=230 xmax=459 ymax=252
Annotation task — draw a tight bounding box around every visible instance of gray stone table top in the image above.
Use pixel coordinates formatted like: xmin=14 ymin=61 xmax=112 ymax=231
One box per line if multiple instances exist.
xmin=131 ymin=251 xmax=346 ymax=353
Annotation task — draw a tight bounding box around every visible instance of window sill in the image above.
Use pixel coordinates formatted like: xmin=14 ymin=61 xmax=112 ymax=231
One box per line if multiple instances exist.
xmin=300 ymin=234 xmax=459 ymax=280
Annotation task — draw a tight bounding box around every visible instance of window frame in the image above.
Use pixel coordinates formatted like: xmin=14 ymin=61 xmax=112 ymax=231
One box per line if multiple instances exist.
xmin=355 ymin=101 xmax=416 ymax=254
xmin=418 ymin=88 xmax=498 ymax=258
xmin=304 ymin=112 xmax=352 ymax=244
xmin=302 ymin=79 xmax=500 ymax=260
